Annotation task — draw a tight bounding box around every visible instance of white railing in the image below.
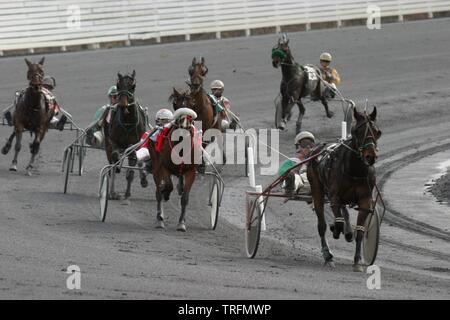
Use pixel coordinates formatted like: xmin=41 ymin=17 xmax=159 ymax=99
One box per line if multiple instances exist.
xmin=0 ymin=0 xmax=449 ymax=54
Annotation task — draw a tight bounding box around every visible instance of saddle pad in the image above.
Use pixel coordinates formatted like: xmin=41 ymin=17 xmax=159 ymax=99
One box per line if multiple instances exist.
xmin=303 ymin=65 xmax=320 ymax=96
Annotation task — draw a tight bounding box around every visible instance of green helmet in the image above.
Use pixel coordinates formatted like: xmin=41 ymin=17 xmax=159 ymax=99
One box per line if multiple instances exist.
xmin=107 ymin=85 xmax=118 ymax=96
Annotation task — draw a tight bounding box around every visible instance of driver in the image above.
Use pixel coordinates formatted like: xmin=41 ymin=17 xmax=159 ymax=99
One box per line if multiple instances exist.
xmin=208 ymin=80 xmax=237 ymax=130
xmin=279 ymin=131 xmax=316 ymax=195
xmin=319 ymin=52 xmax=341 ymax=99
xmin=136 ymin=108 xmax=174 ymax=180
xmin=87 ymin=85 xmax=119 ymax=147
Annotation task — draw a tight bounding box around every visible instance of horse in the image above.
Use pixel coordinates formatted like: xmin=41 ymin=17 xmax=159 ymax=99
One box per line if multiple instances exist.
xmin=169 ymin=87 xmax=194 ymax=111
xmin=187 ymin=57 xmax=221 ymax=133
xmin=102 ymin=70 xmax=147 ymax=200
xmin=272 ymin=34 xmax=334 ymax=134
xmin=1 ymin=57 xmax=54 ymax=175
xmin=148 ymin=108 xmax=201 ymax=232
xmin=307 ymin=107 xmax=382 ymax=271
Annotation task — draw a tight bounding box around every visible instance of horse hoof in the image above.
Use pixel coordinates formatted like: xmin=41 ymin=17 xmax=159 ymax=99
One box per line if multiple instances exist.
xmin=140 ymin=178 xmax=148 ymax=188
xmin=109 ymin=192 xmax=121 ymax=200
xmin=327 ymin=111 xmax=334 ymax=118
xmin=177 ymin=223 xmax=186 ymax=232
xmin=345 ymin=232 xmax=354 ymax=242
xmin=9 ymin=165 xmax=17 ymax=172
xmin=1 ymin=146 xmax=10 ymax=155
xmin=352 ymin=264 xmax=364 ymax=272
xmin=329 ymin=224 xmax=335 ymax=232
xmin=121 ymin=199 xmax=131 ymax=206
xmin=321 ymin=248 xmax=334 ymax=263
xmin=324 ymin=261 xmax=336 ymax=269
xmin=332 ymin=231 xmax=340 ymax=240
xmin=155 ymin=220 xmax=165 ymax=229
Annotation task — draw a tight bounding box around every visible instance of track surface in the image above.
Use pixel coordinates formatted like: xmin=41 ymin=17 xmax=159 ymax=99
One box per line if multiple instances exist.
xmin=1 ymin=18 xmax=450 ymax=299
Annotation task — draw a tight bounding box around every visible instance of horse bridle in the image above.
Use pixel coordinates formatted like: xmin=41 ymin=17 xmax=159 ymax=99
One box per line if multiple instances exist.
xmin=341 ymin=115 xmax=379 ymax=165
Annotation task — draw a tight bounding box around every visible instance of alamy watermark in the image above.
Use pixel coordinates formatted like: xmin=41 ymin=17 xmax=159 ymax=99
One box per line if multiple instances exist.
xmin=366 ymin=265 xmax=381 ymax=289
xmin=367 ymin=5 xmax=381 ymax=30
xmin=67 ymin=5 xmax=81 ymax=30
xmin=66 ymin=265 xmax=81 ymax=290
xmin=165 ymin=126 xmax=279 ymax=176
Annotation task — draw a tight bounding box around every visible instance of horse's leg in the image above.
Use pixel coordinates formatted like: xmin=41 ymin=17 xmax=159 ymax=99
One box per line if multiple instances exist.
xmin=342 ymin=206 xmax=354 ymax=242
xmin=320 ymin=97 xmax=334 ymax=118
xmin=330 ymin=197 xmax=344 ymax=240
xmin=10 ymin=129 xmax=23 ymax=172
xmin=25 ymin=132 xmax=38 ymax=175
xmin=1 ymin=131 xmax=16 ymax=155
xmin=311 ymin=185 xmax=334 ymax=266
xmin=295 ymin=100 xmax=306 ymax=134
xmin=138 ymin=161 xmax=148 ymax=188
xmin=124 ymin=153 xmax=137 ymax=199
xmin=353 ymin=197 xmax=371 ymax=272
xmin=177 ymin=175 xmax=184 ymax=196
xmin=108 ymin=144 xmax=121 ymax=200
xmin=177 ymin=169 xmax=196 ymax=232
xmin=152 ymin=171 xmax=165 ymax=229
xmin=279 ymin=94 xmax=289 ymax=130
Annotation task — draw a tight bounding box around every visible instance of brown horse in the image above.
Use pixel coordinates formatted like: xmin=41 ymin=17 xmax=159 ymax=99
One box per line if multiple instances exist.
xmin=1 ymin=57 xmax=54 ymax=175
xmin=307 ymin=107 xmax=382 ymax=271
xmin=103 ymin=71 xmax=146 ymax=200
xmin=169 ymin=87 xmax=194 ymax=111
xmin=187 ymin=57 xmax=221 ymax=133
xmin=148 ymin=109 xmax=201 ymax=231
xmin=272 ymin=34 xmax=333 ymax=133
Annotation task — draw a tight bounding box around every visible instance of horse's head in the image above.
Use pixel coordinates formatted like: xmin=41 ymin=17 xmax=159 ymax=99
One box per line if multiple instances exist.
xmin=25 ymin=57 xmax=45 ymax=88
xmin=351 ymin=107 xmax=382 ymax=166
xmin=116 ymin=70 xmax=136 ymax=111
xmin=272 ymin=34 xmax=292 ymax=68
xmin=169 ymin=87 xmax=194 ymax=111
xmin=188 ymin=57 xmax=208 ymax=92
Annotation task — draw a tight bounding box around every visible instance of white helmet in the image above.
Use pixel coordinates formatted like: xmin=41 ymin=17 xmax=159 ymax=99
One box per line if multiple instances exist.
xmin=155 ymin=108 xmax=173 ymax=126
xmin=43 ymin=76 xmax=56 ymax=89
xmin=320 ymin=52 xmax=332 ymax=62
xmin=210 ymin=80 xmax=224 ymax=90
xmin=294 ymin=131 xmax=315 ymax=145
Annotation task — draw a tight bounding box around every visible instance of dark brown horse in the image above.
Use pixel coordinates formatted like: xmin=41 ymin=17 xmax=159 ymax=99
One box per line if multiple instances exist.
xmin=307 ymin=107 xmax=382 ymax=271
xmin=272 ymin=34 xmax=333 ymax=133
xmin=1 ymin=57 xmax=54 ymax=175
xmin=169 ymin=87 xmax=194 ymax=111
xmin=148 ymin=109 xmax=201 ymax=232
xmin=103 ymin=71 xmax=146 ymax=200
xmin=187 ymin=57 xmax=221 ymax=133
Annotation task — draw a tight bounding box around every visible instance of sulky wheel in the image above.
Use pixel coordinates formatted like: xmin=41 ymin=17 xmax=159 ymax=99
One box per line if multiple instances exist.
xmin=99 ymin=172 xmax=110 ymax=222
xmin=63 ymin=147 xmax=72 ymax=194
xmin=362 ymin=209 xmax=380 ymax=265
xmin=245 ymin=192 xmax=263 ymax=258
xmin=208 ymin=176 xmax=221 ymax=230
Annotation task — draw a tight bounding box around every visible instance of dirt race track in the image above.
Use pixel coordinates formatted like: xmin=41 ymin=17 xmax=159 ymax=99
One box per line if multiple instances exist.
xmin=0 ymin=18 xmax=449 ymax=299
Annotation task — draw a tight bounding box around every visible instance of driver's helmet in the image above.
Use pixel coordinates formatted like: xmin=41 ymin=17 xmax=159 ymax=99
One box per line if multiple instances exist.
xmin=155 ymin=108 xmax=174 ymax=127
xmin=320 ymin=52 xmax=332 ymax=62
xmin=210 ymin=80 xmax=224 ymax=91
xmin=42 ymin=76 xmax=56 ymax=90
xmin=107 ymin=85 xmax=118 ymax=97
xmin=294 ymin=131 xmax=315 ymax=148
